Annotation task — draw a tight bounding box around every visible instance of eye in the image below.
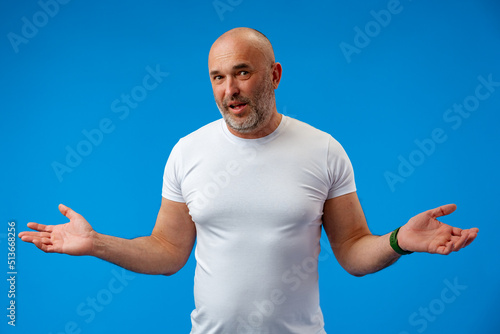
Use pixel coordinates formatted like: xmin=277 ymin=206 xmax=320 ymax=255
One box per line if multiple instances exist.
xmin=238 ymin=71 xmax=249 ymax=76
xmin=212 ymin=74 xmax=224 ymax=85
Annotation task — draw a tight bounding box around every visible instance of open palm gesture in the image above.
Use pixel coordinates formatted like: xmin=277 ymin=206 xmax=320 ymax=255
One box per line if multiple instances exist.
xmin=398 ymin=204 xmax=479 ymax=255
xmin=19 ymin=204 xmax=95 ymax=256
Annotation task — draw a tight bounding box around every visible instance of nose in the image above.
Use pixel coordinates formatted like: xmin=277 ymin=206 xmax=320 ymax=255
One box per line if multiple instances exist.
xmin=224 ymin=76 xmax=240 ymax=98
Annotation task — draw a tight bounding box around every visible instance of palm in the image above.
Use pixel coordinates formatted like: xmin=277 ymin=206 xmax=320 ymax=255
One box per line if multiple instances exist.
xmin=19 ymin=204 xmax=95 ymax=256
xmin=398 ymin=204 xmax=479 ymax=255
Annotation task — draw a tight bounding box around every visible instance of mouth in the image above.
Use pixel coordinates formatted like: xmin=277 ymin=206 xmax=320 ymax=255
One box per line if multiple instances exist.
xmin=228 ymin=102 xmax=248 ymax=114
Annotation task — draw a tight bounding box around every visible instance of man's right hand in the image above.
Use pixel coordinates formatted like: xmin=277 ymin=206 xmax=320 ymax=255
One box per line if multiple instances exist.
xmin=19 ymin=204 xmax=95 ymax=256
xmin=19 ymin=198 xmax=196 ymax=275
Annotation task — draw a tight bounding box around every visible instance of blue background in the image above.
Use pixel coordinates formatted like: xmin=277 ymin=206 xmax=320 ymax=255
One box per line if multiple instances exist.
xmin=1 ymin=0 xmax=499 ymax=333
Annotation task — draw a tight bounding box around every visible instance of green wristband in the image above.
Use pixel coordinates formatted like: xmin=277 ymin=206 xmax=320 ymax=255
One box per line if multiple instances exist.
xmin=390 ymin=227 xmax=413 ymax=255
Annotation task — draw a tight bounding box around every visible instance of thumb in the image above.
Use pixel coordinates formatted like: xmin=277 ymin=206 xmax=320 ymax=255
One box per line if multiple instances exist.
xmin=58 ymin=203 xmax=79 ymax=220
xmin=428 ymin=203 xmax=457 ymax=219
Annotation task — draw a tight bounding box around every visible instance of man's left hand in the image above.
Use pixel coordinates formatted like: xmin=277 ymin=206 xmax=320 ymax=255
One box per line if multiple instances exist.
xmin=397 ymin=204 xmax=479 ymax=255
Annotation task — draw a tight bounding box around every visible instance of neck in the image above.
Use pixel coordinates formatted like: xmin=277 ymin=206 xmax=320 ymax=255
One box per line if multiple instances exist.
xmin=228 ymin=110 xmax=282 ymax=139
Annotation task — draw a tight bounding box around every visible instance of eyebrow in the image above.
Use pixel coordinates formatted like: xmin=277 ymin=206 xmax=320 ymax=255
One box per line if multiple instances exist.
xmin=210 ymin=63 xmax=252 ymax=76
xmin=233 ymin=63 xmax=251 ymax=70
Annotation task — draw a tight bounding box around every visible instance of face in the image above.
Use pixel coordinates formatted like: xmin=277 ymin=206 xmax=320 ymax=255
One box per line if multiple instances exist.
xmin=209 ymin=39 xmax=277 ymax=135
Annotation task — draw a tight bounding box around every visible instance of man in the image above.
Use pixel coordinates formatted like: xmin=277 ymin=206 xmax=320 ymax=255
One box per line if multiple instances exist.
xmin=19 ymin=28 xmax=479 ymax=333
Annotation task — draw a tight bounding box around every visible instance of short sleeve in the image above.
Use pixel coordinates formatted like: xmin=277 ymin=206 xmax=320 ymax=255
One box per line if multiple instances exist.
xmin=327 ymin=136 xmax=357 ymax=199
xmin=162 ymin=141 xmax=186 ymax=203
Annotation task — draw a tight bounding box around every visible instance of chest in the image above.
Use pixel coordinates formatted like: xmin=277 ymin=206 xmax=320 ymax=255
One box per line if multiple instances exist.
xmin=181 ymin=143 xmax=330 ymax=232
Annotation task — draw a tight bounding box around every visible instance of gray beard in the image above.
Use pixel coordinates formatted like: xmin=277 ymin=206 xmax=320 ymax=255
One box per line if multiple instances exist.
xmin=216 ymin=79 xmax=275 ymax=134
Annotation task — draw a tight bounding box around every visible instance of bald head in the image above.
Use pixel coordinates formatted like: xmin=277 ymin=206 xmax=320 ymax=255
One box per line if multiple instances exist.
xmin=209 ymin=27 xmax=275 ymax=67
xmin=207 ymin=27 xmax=283 ymax=138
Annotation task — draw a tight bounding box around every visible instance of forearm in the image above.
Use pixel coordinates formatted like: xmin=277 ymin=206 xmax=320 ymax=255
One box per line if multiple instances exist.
xmin=90 ymin=232 xmax=184 ymax=275
xmin=334 ymin=232 xmax=401 ymax=277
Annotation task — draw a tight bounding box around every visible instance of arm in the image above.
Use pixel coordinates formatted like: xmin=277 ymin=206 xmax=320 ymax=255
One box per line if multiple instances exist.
xmin=322 ymin=192 xmax=479 ymax=277
xmin=19 ymin=198 xmax=196 ymax=276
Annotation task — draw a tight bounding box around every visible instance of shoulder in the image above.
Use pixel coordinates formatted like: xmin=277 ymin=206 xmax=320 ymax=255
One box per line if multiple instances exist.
xmin=285 ymin=116 xmax=337 ymax=143
xmin=284 ymin=116 xmax=349 ymax=157
xmin=176 ymin=119 xmax=223 ymax=146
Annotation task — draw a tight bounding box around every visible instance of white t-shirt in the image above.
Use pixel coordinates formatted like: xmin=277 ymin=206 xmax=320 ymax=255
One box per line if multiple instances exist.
xmin=162 ymin=116 xmax=356 ymax=334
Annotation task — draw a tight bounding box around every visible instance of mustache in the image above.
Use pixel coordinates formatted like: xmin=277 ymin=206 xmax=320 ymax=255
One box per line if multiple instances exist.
xmin=222 ymin=96 xmax=252 ymax=109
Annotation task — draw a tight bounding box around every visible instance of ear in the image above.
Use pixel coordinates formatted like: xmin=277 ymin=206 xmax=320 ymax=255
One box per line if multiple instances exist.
xmin=271 ymin=62 xmax=282 ymax=89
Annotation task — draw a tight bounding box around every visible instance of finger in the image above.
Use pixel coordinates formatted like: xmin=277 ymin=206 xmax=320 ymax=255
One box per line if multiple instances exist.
xmin=429 ymin=204 xmax=457 ymax=219
xmin=461 ymin=235 xmax=470 ymax=249
xmin=19 ymin=232 xmax=52 ymax=242
xmin=452 ymin=232 xmax=469 ymax=250
xmin=32 ymin=238 xmax=54 ymax=253
xmin=59 ymin=203 xmax=79 ymax=220
xmin=437 ymin=241 xmax=453 ymax=255
xmin=463 ymin=228 xmax=479 ymax=248
xmin=451 ymin=226 xmax=463 ymax=236
xmin=25 ymin=222 xmax=52 ymax=232
xmin=19 ymin=235 xmax=33 ymax=243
